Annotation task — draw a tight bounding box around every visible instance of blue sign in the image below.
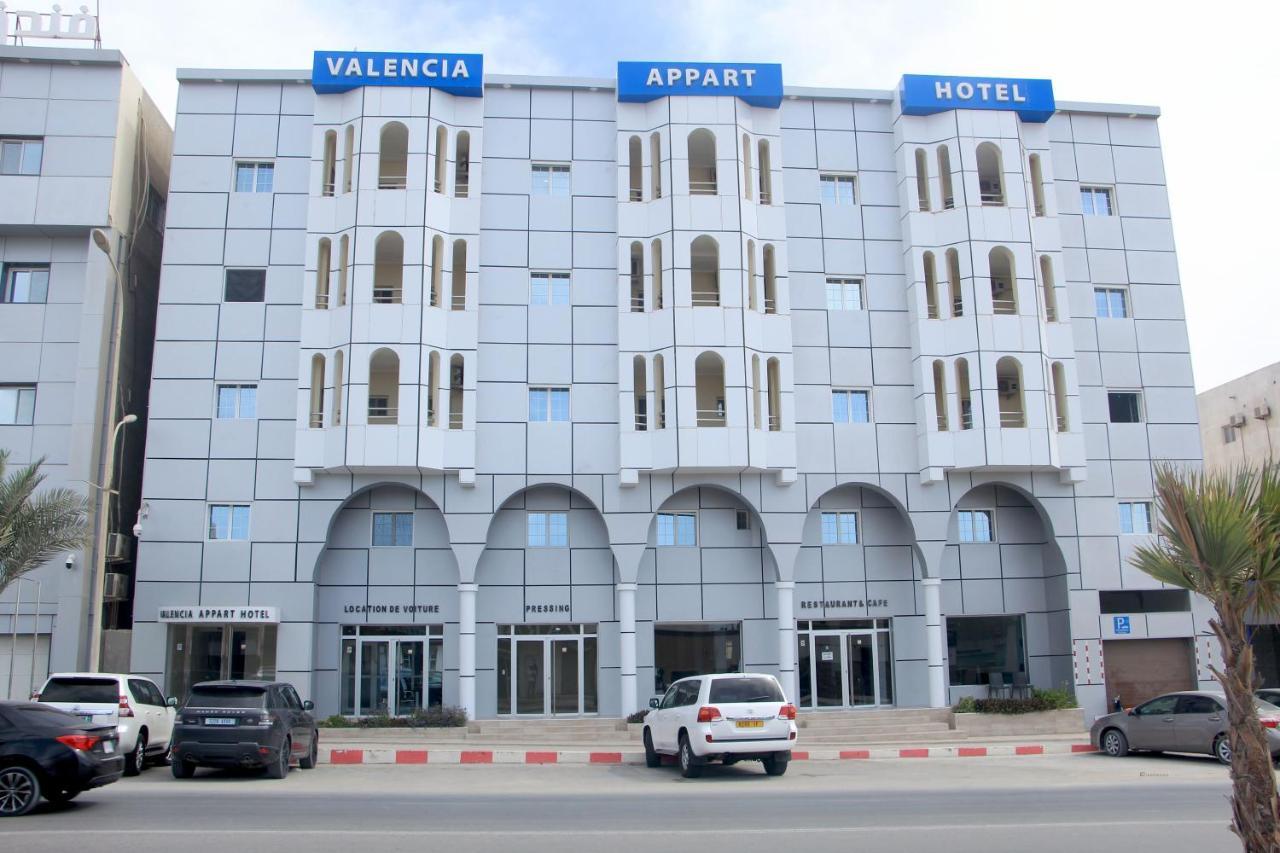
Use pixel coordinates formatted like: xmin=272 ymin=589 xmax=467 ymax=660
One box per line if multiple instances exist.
xmin=312 ymin=51 xmax=483 ymax=96
xmin=900 ymin=74 xmax=1055 ymax=123
xmin=618 ymin=62 xmax=783 ymax=109
xmin=1113 ymin=616 xmax=1131 ymax=635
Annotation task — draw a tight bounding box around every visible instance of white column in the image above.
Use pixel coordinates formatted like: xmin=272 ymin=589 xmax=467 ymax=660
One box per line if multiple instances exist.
xmin=775 ymin=580 xmax=797 ymax=703
xmin=617 ymin=582 xmax=638 ymax=716
xmin=922 ymin=577 xmax=947 ymax=708
xmin=458 ymin=582 xmax=478 ymax=720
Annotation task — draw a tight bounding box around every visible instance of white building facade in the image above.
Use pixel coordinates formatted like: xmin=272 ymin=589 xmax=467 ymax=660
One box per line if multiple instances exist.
xmin=131 ymin=55 xmax=1207 ymax=720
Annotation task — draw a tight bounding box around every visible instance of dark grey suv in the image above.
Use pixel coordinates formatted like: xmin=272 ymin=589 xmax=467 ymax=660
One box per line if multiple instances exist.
xmin=170 ymin=681 xmax=318 ymax=779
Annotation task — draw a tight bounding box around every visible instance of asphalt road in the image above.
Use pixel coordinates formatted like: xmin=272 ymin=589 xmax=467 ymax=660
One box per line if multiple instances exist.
xmin=0 ymin=753 xmax=1242 ymax=852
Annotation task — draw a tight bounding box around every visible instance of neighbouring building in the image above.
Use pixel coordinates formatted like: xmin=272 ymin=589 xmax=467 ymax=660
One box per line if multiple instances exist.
xmin=0 ymin=40 xmax=172 ymax=696
xmin=129 ymin=55 xmax=1206 ymax=720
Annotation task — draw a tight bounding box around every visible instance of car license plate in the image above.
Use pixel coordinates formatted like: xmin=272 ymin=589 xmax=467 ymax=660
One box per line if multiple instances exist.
xmin=204 ymin=717 xmax=237 ymax=726
xmin=79 ymin=714 xmax=95 ymax=722
xmin=735 ymin=720 xmax=764 ymax=729
xmin=101 ymin=740 xmax=114 ymax=753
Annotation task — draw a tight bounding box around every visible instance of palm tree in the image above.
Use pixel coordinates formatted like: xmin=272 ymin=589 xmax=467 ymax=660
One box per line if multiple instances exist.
xmin=1129 ymin=463 xmax=1280 ymax=852
xmin=0 ymin=451 xmax=89 ymax=597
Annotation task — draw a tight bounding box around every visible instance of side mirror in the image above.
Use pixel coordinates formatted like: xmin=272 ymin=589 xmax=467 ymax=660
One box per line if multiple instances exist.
xmin=166 ymin=697 xmax=178 ymax=708
xmin=303 ymin=700 xmax=314 ymax=711
xmin=648 ymin=698 xmax=660 ymax=709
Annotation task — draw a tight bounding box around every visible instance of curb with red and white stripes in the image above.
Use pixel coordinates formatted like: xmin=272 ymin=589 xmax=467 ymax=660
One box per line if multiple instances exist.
xmin=320 ymin=742 xmax=1097 ymax=765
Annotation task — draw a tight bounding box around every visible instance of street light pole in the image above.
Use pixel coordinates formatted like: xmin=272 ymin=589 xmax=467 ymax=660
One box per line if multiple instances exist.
xmin=6 ymin=577 xmax=40 ymax=701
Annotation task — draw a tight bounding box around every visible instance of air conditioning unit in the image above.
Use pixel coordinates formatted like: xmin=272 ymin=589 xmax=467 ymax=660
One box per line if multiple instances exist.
xmin=105 ymin=532 xmax=132 ymax=563
xmin=1256 ymin=405 xmax=1272 ymax=420
xmin=1229 ymin=413 xmax=1247 ymax=427
xmin=998 ymin=379 xmax=1019 ymax=395
xmin=103 ymin=572 xmax=130 ymax=601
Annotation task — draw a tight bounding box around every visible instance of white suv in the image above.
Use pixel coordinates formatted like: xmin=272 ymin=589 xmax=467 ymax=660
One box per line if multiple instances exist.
xmin=642 ymin=672 xmax=797 ymax=777
xmin=36 ymin=673 xmax=176 ymax=776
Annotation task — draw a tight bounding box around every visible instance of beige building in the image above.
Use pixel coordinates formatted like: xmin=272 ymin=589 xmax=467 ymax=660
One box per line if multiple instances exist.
xmin=1197 ymin=362 xmax=1280 ymax=469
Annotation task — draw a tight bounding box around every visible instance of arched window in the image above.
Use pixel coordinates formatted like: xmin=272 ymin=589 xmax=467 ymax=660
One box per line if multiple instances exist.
xmin=695 ymin=352 xmax=726 ymax=427
xmin=762 ymin=244 xmax=778 ymax=314
xmin=633 ymin=355 xmax=647 ymax=431
xmin=455 ymin=131 xmax=471 ymax=198
xmin=322 ymin=130 xmax=337 ymax=197
xmin=923 ymin=251 xmax=939 ymax=319
xmin=429 ymin=235 xmax=443 ymax=308
xmin=688 ymin=129 xmax=717 ymax=195
xmin=368 ymin=348 xmax=399 ymax=424
xmin=767 ymin=357 xmax=781 ymax=431
xmin=653 ymin=353 xmax=666 ymax=429
xmin=956 ymin=358 xmax=972 ymax=430
xmin=937 ymin=145 xmax=954 ymax=209
xmin=933 ymin=360 xmax=948 ymax=430
xmin=757 ymin=139 xmax=772 ymax=204
xmin=309 ymin=354 xmax=325 ymax=428
xmin=751 ymin=354 xmax=762 ymax=429
xmin=628 ymin=135 xmax=643 ymax=202
xmin=650 ymin=132 xmax=662 ymax=199
xmin=426 ymin=350 xmax=440 ymax=426
xmin=996 ymin=356 xmax=1025 ymax=428
xmin=379 ymin=122 xmax=408 ymax=190
xmin=451 ymin=239 xmax=467 ymax=310
xmin=336 ymin=234 xmax=349 ymax=307
xmin=342 ymin=125 xmax=354 ymax=194
xmin=433 ymin=125 xmax=448 ymax=194
xmin=742 ymin=133 xmax=753 ymax=201
xmin=1052 ymin=361 xmax=1068 ymax=432
xmin=989 ymin=247 xmax=1017 ymax=315
xmin=373 ymin=231 xmax=403 ymax=304
xmin=448 ymin=354 xmax=464 ymax=429
xmin=315 ymin=238 xmax=331 ymax=309
xmin=691 ymin=235 xmax=720 ymax=307
xmin=651 ymin=239 xmax=664 ymax=310
xmin=746 ymin=239 xmax=757 ymax=311
xmin=946 ymin=248 xmax=963 ymax=317
xmin=1040 ymin=255 xmax=1057 ymax=322
xmin=629 ymin=241 xmax=645 ymax=312
xmin=1028 ymin=153 xmax=1045 ymax=216
xmin=332 ymin=350 xmax=344 ymax=426
xmin=976 ymin=142 xmax=1004 ymax=205
xmin=915 ymin=148 xmax=930 ymax=212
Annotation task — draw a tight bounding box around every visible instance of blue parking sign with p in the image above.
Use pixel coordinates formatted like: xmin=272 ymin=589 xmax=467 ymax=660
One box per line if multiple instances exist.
xmin=1113 ymin=616 xmax=1131 ymax=635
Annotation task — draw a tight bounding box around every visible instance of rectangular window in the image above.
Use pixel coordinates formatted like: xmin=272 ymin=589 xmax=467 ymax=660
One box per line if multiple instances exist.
xmin=735 ymin=510 xmax=750 ymax=531
xmin=1080 ymin=186 xmax=1114 ymax=216
xmin=530 ymin=272 xmax=570 ymax=305
xmin=371 ymin=511 xmax=414 ymax=547
xmin=224 ymin=269 xmax=266 ymax=303
xmin=215 ymin=384 xmax=257 ymax=419
xmin=656 ymin=512 xmax=697 ymax=547
xmin=528 ymin=387 xmax=570 ymax=422
xmin=1118 ymin=501 xmax=1153 ymax=535
xmin=819 ymin=174 xmax=856 ymax=205
xmin=820 ymin=512 xmax=859 ymax=545
xmin=832 ymin=389 xmax=870 ymax=423
xmin=527 ymin=511 xmax=568 ymax=547
xmin=208 ymin=504 xmax=251 ymax=541
xmin=1108 ymin=391 xmax=1143 ymax=424
xmin=947 ymin=615 xmax=1025 ymax=685
xmin=957 ymin=509 xmax=994 ymax=543
xmin=1 ymin=264 xmax=49 ymax=304
xmin=0 ymin=138 xmax=43 ymax=175
xmin=531 ymin=164 xmax=571 ymax=197
xmin=1093 ymin=287 xmax=1129 ymax=319
xmin=1223 ymin=425 xmax=1238 ymax=444
xmin=1098 ymin=589 xmax=1190 ymax=614
xmin=234 ymin=161 xmax=274 ymax=193
xmin=0 ymin=385 xmax=36 ymax=425
xmin=825 ymin=277 xmax=863 ymax=311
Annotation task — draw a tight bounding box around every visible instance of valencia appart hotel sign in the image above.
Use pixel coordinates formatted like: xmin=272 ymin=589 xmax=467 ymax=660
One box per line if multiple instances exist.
xmin=312 ymin=50 xmax=483 ymax=95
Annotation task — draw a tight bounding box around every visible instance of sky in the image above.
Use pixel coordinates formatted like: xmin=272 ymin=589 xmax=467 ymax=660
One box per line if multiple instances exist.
xmin=71 ymin=0 xmax=1279 ymax=392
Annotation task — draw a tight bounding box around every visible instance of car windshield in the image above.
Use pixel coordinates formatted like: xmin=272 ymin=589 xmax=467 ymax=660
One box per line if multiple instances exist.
xmin=708 ymin=676 xmax=784 ymax=704
xmin=187 ymin=686 xmax=268 ymax=709
xmin=40 ymin=677 xmax=118 ymax=703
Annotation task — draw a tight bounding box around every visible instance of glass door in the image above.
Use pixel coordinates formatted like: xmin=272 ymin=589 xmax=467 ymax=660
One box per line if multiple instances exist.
xmin=359 ymin=641 xmax=390 ymax=715
xmin=812 ymin=634 xmax=846 ymax=706
xmin=515 ymin=639 xmax=546 ymax=715
xmin=395 ymin=641 xmax=425 ymax=716
xmin=848 ymin=632 xmax=878 ymax=706
xmin=550 ymin=639 xmax=580 ymax=715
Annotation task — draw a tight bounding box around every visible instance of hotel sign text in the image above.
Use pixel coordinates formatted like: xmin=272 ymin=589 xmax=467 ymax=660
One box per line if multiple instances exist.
xmin=618 ymin=62 xmax=783 ymax=108
xmin=312 ymin=51 xmax=483 ymax=96
xmin=159 ymin=606 xmax=280 ymax=624
xmin=900 ymin=74 xmax=1055 ymax=123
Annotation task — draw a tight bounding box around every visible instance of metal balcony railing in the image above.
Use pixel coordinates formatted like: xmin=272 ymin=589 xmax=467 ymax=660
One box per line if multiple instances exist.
xmin=1057 ymin=414 xmax=1069 ymax=433
xmin=942 ymin=196 xmax=955 ymax=210
xmin=937 ymin=415 xmax=949 ymax=431
xmin=980 ymin=190 xmax=1005 ymax=206
xmin=691 ymin=292 xmax=720 ymax=307
xmin=758 ymin=190 xmax=772 ymax=206
xmin=373 ymin=287 xmax=402 ymax=304
xmin=448 ymin=411 xmax=464 ymax=430
xmin=368 ymin=406 xmax=398 ymax=425
xmin=450 ymin=294 xmax=467 ymax=311
xmin=960 ymin=410 xmax=974 ymax=430
xmin=762 ymin=297 xmax=777 ymax=314
xmin=314 ymin=293 xmax=329 ymax=310
xmin=1045 ymin=306 xmax=1058 ymax=323
xmin=696 ymin=409 xmax=726 ymax=427
xmin=630 ymin=295 xmax=645 ymax=312
xmin=309 ymin=412 xmax=324 ymax=429
xmin=322 ymin=181 xmax=335 ymax=197
xmin=379 ymin=175 xmax=407 ymax=190
xmin=767 ymin=413 xmax=781 ymax=431
xmin=689 ymin=179 xmax=718 ymax=195
xmin=455 ymin=181 xmax=470 ymax=199
xmin=999 ymin=410 xmax=1026 ymax=428
xmin=992 ymin=297 xmax=1017 ymax=315
xmin=952 ymin=297 xmax=964 ymax=317
xmin=628 ymin=188 xmax=643 ymax=202
xmin=634 ymin=412 xmax=647 ymax=431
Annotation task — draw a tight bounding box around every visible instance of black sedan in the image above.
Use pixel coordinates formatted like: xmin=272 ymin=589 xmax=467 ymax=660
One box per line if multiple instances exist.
xmin=0 ymin=701 xmax=123 ymax=816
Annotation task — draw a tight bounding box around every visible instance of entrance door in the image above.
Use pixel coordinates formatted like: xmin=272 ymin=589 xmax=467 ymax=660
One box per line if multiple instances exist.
xmin=805 ymin=630 xmax=888 ymax=709
xmin=550 ymin=639 xmax=579 ymax=715
xmin=847 ymin=633 xmax=878 ymax=707
xmin=512 ymin=637 xmax=584 ymax=715
xmin=359 ymin=641 xmax=390 ymax=715
xmin=812 ymin=634 xmax=846 ymax=706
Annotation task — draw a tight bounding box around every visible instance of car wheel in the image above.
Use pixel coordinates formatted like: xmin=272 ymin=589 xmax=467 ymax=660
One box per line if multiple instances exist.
xmin=762 ymin=753 xmax=789 ymax=777
xmin=299 ymin=735 xmax=318 ymax=770
xmin=643 ymin=729 xmax=661 ymax=769
xmin=125 ymin=731 xmax=147 ymax=776
xmin=266 ymin=740 xmax=290 ymax=779
xmin=170 ymin=759 xmax=194 ymax=779
xmin=0 ymin=765 xmax=42 ymax=817
xmin=678 ymin=735 xmax=702 ymax=779
xmin=1101 ymin=729 xmax=1129 ymax=758
xmin=1214 ymin=734 xmax=1232 ymax=765
xmin=43 ymin=787 xmax=79 ymax=805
